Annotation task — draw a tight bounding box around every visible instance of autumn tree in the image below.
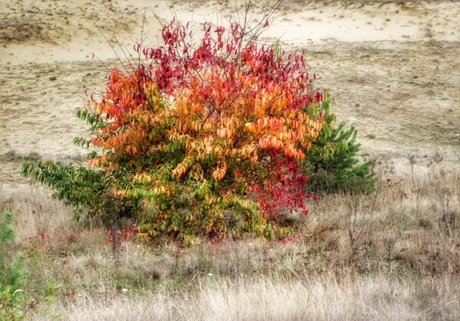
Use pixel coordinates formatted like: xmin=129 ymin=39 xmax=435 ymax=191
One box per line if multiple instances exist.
xmin=23 ymin=7 xmax=368 ymax=243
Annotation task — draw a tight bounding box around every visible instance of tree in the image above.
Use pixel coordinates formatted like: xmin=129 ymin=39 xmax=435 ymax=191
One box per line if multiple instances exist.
xmin=302 ymin=96 xmax=375 ymax=195
xmin=23 ymin=7 xmax=370 ymax=242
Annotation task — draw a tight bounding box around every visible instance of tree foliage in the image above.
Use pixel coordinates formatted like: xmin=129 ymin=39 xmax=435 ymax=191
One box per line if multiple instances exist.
xmin=22 ymin=16 xmax=372 ymax=242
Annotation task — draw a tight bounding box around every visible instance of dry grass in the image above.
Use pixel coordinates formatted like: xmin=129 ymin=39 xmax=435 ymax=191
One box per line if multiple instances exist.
xmin=1 ymin=161 xmax=459 ymax=320
xmin=25 ymin=274 xmax=460 ymax=321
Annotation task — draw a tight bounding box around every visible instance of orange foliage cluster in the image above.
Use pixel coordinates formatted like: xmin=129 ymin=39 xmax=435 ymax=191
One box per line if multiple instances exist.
xmin=83 ymin=20 xmax=328 ymax=239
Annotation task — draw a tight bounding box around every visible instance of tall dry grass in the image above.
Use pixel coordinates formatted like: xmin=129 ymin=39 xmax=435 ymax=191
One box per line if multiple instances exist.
xmin=25 ymin=274 xmax=460 ymax=321
xmin=1 ymin=159 xmax=459 ymax=320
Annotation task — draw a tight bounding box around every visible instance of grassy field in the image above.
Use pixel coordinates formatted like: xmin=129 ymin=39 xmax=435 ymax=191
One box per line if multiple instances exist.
xmin=1 ymin=162 xmax=459 ymax=320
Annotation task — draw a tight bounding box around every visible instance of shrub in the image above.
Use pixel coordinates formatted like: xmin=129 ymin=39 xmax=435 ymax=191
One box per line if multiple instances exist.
xmin=0 ymin=210 xmax=28 ymax=320
xmin=305 ymin=121 xmax=375 ymax=195
xmin=299 ymin=90 xmax=375 ymax=194
xmin=22 ymin=14 xmax=370 ymax=242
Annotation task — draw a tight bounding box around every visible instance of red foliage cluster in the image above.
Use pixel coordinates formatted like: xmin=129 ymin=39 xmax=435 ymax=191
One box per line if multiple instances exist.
xmin=85 ymin=18 xmax=328 ymax=238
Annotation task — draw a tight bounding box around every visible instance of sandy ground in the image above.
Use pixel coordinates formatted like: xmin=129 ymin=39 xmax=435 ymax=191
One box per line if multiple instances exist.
xmin=0 ymin=0 xmax=459 ymax=194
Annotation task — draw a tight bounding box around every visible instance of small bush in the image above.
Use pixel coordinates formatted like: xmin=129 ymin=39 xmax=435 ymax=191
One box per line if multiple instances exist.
xmin=0 ymin=210 xmax=29 ymax=321
xmin=305 ymin=117 xmax=376 ymax=195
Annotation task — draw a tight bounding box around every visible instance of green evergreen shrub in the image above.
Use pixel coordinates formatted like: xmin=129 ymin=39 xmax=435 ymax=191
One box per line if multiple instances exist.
xmin=305 ymin=121 xmax=376 ymax=195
